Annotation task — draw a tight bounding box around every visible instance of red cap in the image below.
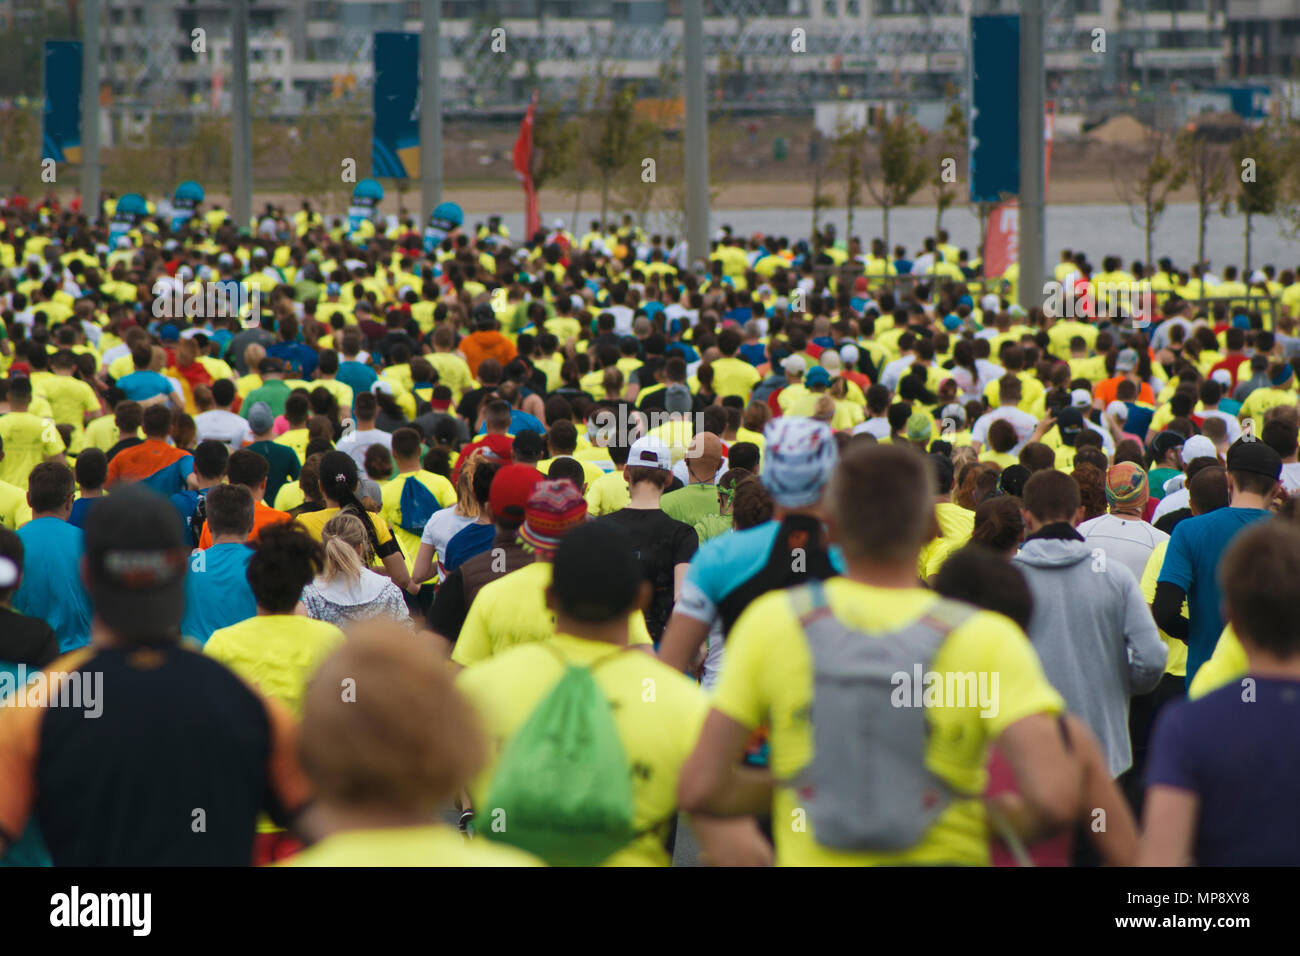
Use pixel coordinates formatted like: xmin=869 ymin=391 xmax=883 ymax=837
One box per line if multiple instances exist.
xmin=489 ymin=464 xmax=545 ymax=522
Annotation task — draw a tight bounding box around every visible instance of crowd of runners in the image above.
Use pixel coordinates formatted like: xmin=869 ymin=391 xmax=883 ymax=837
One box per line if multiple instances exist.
xmin=0 ymin=190 xmax=1298 ymax=867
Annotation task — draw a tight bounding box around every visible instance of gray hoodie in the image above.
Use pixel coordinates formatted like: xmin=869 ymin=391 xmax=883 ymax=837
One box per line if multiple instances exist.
xmin=1014 ymin=535 xmax=1167 ymax=778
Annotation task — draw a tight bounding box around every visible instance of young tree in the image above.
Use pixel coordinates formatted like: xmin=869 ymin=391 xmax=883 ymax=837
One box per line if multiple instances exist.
xmin=1114 ymin=128 xmax=1186 ymax=268
xmin=864 ymin=111 xmax=930 ymax=250
xmin=1225 ymin=123 xmax=1284 ymax=272
xmin=832 ymin=119 xmax=868 ymax=244
xmin=1174 ymin=128 xmax=1230 ymax=270
xmin=810 ymin=129 xmax=833 ymax=239
xmin=590 ymin=79 xmax=657 ymax=229
xmin=934 ymin=95 xmax=967 ymax=235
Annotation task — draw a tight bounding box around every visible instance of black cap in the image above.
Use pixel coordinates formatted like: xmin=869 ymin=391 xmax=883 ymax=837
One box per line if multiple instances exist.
xmin=1151 ymin=430 xmax=1186 ymax=459
xmin=84 ymin=485 xmax=189 ymax=641
xmin=1226 ymin=437 xmax=1282 ymax=480
xmin=550 ymin=522 xmax=641 ymax=623
xmin=258 ymin=356 xmax=284 ymax=375
xmin=1056 ymin=406 xmax=1084 ymax=446
xmin=998 ymin=464 xmax=1031 ymax=498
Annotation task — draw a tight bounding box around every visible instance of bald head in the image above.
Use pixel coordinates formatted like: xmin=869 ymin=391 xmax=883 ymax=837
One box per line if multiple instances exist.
xmin=685 ymin=432 xmax=723 ymax=483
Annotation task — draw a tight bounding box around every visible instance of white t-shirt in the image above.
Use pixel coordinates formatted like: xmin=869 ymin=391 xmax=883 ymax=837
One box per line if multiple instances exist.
xmin=880 ymin=354 xmax=917 ymax=393
xmin=1077 ymin=513 xmax=1169 ymax=583
xmin=608 ymin=304 xmax=635 ymax=336
xmin=971 ymin=406 xmax=1039 ymax=451
xmin=194 ymin=409 xmax=254 ymax=450
xmin=1199 ymin=409 xmax=1242 ymax=444
xmin=852 ymin=417 xmax=891 ymax=440
xmin=1282 ymin=461 xmax=1300 ymax=495
xmin=420 ymin=505 xmax=477 ymax=578
xmin=1150 ymin=488 xmax=1189 ymax=524
xmin=336 ymin=427 xmax=393 ymax=472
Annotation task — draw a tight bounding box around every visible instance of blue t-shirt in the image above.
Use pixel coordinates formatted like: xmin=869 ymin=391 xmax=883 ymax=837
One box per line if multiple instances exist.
xmin=14 ymin=517 xmax=92 ymax=653
xmin=116 ymin=370 xmax=174 ymax=402
xmin=68 ymin=496 xmax=100 ymax=530
xmin=1147 ymin=677 xmax=1300 ymax=865
xmin=180 ymin=543 xmax=257 ymax=646
xmin=1158 ymin=506 xmax=1271 ymax=686
xmin=170 ymin=487 xmax=210 ymax=548
xmin=476 ymin=408 xmax=545 ymax=438
xmin=337 ymin=360 xmax=378 ymax=398
xmin=1123 ymin=402 xmax=1155 ymax=439
xmin=267 ymin=341 xmax=319 ymax=378
xmin=443 ymin=522 xmax=496 ymax=573
xmin=676 ymin=519 xmax=845 ymax=636
xmin=739 ymin=343 xmax=766 ymax=367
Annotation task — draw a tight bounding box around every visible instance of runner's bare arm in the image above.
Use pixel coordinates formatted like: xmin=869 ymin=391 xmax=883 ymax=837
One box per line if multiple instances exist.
xmin=658 ymin=612 xmax=709 ymax=674
xmin=410 ymin=541 xmax=437 ymax=587
xmin=1138 ymin=785 xmax=1198 ymax=866
xmin=992 ymin=712 xmax=1083 ymax=836
xmin=679 ymin=709 xmax=774 ymax=818
xmin=1067 ymin=715 xmax=1139 ymax=866
xmin=688 ymin=815 xmax=773 ymax=867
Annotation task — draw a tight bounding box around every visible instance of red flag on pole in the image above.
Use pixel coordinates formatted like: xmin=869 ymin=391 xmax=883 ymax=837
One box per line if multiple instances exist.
xmin=983 ymin=200 xmax=1019 ymax=280
xmin=514 ymin=91 xmax=539 ymax=239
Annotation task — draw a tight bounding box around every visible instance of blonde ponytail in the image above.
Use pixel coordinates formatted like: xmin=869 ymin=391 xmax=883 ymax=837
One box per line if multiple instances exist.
xmin=321 ymin=512 xmax=370 ymax=583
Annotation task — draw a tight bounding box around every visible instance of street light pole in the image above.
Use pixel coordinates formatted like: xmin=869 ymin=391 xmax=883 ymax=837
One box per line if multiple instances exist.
xmin=231 ymin=0 xmax=253 ymax=230
xmin=420 ymin=0 xmax=443 ymax=227
xmin=80 ymin=0 xmax=101 ymax=222
xmin=683 ymin=0 xmax=710 ymax=267
xmin=1018 ymin=0 xmax=1045 ymax=313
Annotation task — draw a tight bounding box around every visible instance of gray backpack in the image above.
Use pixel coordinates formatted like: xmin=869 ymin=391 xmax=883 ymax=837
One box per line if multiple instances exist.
xmin=786 ymin=578 xmax=975 ymax=852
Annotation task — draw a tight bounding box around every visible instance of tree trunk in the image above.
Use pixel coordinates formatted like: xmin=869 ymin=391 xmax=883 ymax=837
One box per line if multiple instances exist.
xmin=882 ymin=205 xmax=890 ymax=252
xmin=1197 ymin=201 xmax=1207 ymax=270
xmin=599 ymin=176 xmax=609 ymax=232
xmin=812 ymin=166 xmax=821 ymax=238
xmin=935 ymin=198 xmax=943 ymax=238
xmin=570 ymin=185 xmax=582 ymax=233
xmin=1145 ymin=196 xmax=1154 ymax=269
xmin=1245 ymin=210 xmax=1253 ymax=273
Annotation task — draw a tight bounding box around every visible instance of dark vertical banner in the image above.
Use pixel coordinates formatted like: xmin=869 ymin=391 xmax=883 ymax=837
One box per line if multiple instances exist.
xmin=43 ymin=40 xmax=83 ymax=164
xmin=373 ymin=32 xmax=420 ymax=179
xmin=968 ymin=14 xmax=1019 ymax=204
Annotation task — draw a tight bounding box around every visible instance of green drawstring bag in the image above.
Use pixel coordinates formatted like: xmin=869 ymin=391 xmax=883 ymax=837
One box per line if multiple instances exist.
xmin=483 ymin=646 xmax=637 ymax=866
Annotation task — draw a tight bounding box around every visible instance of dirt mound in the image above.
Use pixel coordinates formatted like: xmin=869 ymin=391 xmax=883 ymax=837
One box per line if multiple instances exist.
xmin=1085 ymin=114 xmax=1152 ymax=145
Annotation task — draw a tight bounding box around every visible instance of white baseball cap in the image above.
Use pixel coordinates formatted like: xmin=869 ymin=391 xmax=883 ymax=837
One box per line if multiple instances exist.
xmin=1211 ymin=369 xmax=1233 ymax=387
xmin=1106 ymin=400 xmax=1129 ymax=422
xmin=980 ymin=293 xmax=1000 ymax=313
xmin=1182 ymin=435 xmax=1218 ymax=462
xmin=1070 ymin=388 xmax=1092 ymax=408
xmin=627 ymin=436 xmax=672 ymax=472
xmin=840 ymin=344 xmax=860 ymax=365
xmin=782 ymin=354 xmax=807 ymax=375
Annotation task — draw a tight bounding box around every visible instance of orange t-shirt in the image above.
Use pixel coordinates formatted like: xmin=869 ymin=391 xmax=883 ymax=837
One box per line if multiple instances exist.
xmin=198 ymin=498 xmax=290 ymax=549
xmin=459 ymin=331 xmax=517 ymax=377
xmin=1093 ymin=375 xmax=1154 ymax=407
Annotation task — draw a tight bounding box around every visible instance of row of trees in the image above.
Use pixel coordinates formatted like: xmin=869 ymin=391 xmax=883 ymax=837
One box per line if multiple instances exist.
xmin=1119 ymin=121 xmax=1299 ymax=273
xmin=811 ymin=97 xmax=966 ymax=253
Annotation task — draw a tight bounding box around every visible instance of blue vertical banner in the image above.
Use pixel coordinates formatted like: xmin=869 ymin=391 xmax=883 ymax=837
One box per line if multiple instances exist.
xmin=372 ymin=32 xmax=420 ymax=179
xmin=43 ymin=40 xmax=83 ymax=163
xmin=968 ymin=15 xmax=1020 ymax=204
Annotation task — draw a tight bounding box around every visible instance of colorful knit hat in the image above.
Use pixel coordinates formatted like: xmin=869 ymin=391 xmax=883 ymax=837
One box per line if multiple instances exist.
xmin=1105 ymin=462 xmax=1148 ymax=509
xmin=518 ymin=479 xmax=588 ymax=555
